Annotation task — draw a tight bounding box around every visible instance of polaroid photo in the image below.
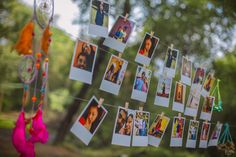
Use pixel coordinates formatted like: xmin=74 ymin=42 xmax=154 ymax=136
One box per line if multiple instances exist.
xmin=163 ymin=47 xmax=179 ymax=78
xmin=181 ymin=56 xmax=192 ymax=86
xmin=111 ymin=106 xmax=135 ymax=147
xmin=100 ymin=55 xmax=128 ymax=95
xmin=186 ymin=120 xmax=199 ymax=148
xmin=154 ymin=75 xmax=172 ymax=107
xmin=103 ymin=15 xmax=135 ymax=52
xmin=172 ymin=81 xmax=186 ymax=113
xmin=135 ymin=32 xmax=159 ymax=66
xmin=201 ymin=72 xmax=215 ymax=98
xmin=69 ymin=39 xmax=97 ymax=84
xmin=148 ymin=114 xmax=170 ymax=147
xmin=70 ymin=96 xmax=108 ymax=145
xmin=208 ymin=122 xmax=223 ymax=147
xmin=184 ymin=93 xmax=200 ymax=117
xmin=131 ymin=66 xmax=152 ymax=103
xmin=132 ymin=110 xmax=150 ymax=147
xmin=192 ymin=67 xmax=206 ymax=92
xmin=170 ymin=116 xmax=185 ymax=147
xmin=199 ymin=122 xmax=211 ymax=148
xmin=88 ymin=0 xmax=110 ymax=38
xmin=200 ymin=96 xmax=215 ymax=121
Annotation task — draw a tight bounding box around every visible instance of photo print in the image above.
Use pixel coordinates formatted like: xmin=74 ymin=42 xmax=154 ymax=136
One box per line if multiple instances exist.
xmin=154 ymin=75 xmax=172 ymax=107
xmin=181 ymin=56 xmax=192 ymax=86
xmin=170 ymin=116 xmax=185 ymax=147
xmin=132 ymin=110 xmax=150 ymax=147
xmin=184 ymin=93 xmax=200 ymax=117
xmin=148 ymin=114 xmax=170 ymax=147
xmin=192 ymin=67 xmax=206 ymax=91
xmin=199 ymin=122 xmax=211 ymax=148
xmin=131 ymin=66 xmax=152 ymax=103
xmin=135 ymin=32 xmax=159 ymax=66
xmin=163 ymin=47 xmax=179 ymax=78
xmin=201 ymin=72 xmax=215 ymax=97
xmin=88 ymin=0 xmax=110 ymax=37
xmin=172 ymin=81 xmax=186 ymax=113
xmin=208 ymin=122 xmax=223 ymax=147
xmin=100 ymin=55 xmax=128 ymax=95
xmin=69 ymin=39 xmax=97 ymax=84
xmin=112 ymin=106 xmax=135 ymax=147
xmin=103 ymin=15 xmax=135 ymax=52
xmin=186 ymin=120 xmax=199 ymax=148
xmin=200 ymin=96 xmax=215 ymax=121
xmin=70 ymin=96 xmax=108 ymax=145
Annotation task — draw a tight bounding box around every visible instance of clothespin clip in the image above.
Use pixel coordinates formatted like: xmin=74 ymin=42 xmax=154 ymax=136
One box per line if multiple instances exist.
xmin=193 ymin=117 xmax=196 ymax=121
xmin=125 ymin=102 xmax=129 ymax=110
xmin=124 ymin=13 xmax=129 ymax=22
xmin=205 ymin=120 xmax=208 ymax=123
xmin=170 ymin=44 xmax=174 ymax=50
xmin=98 ymin=98 xmax=104 ymax=108
xmin=139 ymin=106 xmax=143 ymax=111
xmin=160 ymin=112 xmax=165 ymax=118
xmin=150 ymin=31 xmax=154 ymax=38
xmin=178 ymin=112 xmax=182 ymax=119
xmin=216 ymin=121 xmax=220 ymax=126
xmin=118 ymin=52 xmax=122 ymax=58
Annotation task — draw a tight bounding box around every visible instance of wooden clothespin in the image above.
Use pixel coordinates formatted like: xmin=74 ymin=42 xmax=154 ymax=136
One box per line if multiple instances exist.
xmin=150 ymin=31 xmax=154 ymax=38
xmin=178 ymin=113 xmax=182 ymax=119
xmin=98 ymin=98 xmax=104 ymax=108
xmin=124 ymin=13 xmax=129 ymax=22
xmin=205 ymin=120 xmax=208 ymax=123
xmin=139 ymin=106 xmax=143 ymax=111
xmin=118 ymin=52 xmax=122 ymax=58
xmin=160 ymin=112 xmax=165 ymax=118
xmin=193 ymin=117 xmax=196 ymax=121
xmin=125 ymin=102 xmax=129 ymax=110
xmin=170 ymin=44 xmax=174 ymax=50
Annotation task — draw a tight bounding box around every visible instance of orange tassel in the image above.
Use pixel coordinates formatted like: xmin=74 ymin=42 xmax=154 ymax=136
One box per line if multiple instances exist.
xmin=14 ymin=21 xmax=34 ymax=55
xmin=41 ymin=25 xmax=52 ymax=55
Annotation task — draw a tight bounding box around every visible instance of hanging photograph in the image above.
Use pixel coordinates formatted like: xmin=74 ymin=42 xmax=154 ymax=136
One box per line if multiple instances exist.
xmin=201 ymin=72 xmax=215 ymax=97
xmin=69 ymin=39 xmax=97 ymax=84
xmin=100 ymin=55 xmax=128 ymax=95
xmin=172 ymin=81 xmax=186 ymax=113
xmin=163 ymin=47 xmax=179 ymax=78
xmin=134 ymin=32 xmax=159 ymax=66
xmin=148 ymin=114 xmax=170 ymax=147
xmin=88 ymin=0 xmax=110 ymax=37
xmin=103 ymin=15 xmax=135 ymax=52
xmin=131 ymin=66 xmax=152 ymax=103
xmin=199 ymin=122 xmax=211 ymax=148
xmin=70 ymin=96 xmax=107 ymax=145
xmin=184 ymin=93 xmax=200 ymax=117
xmin=154 ymin=75 xmax=172 ymax=107
xmin=111 ymin=106 xmax=134 ymax=147
xmin=181 ymin=56 xmax=192 ymax=86
xmin=132 ymin=110 xmax=150 ymax=147
xmin=186 ymin=120 xmax=199 ymax=148
xmin=170 ymin=116 xmax=185 ymax=147
xmin=208 ymin=122 xmax=223 ymax=147
xmin=200 ymin=96 xmax=215 ymax=121
xmin=192 ymin=67 xmax=206 ymax=91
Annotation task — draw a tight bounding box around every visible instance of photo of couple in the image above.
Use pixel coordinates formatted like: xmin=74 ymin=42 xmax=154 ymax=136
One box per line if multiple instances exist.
xmin=172 ymin=117 xmax=185 ymax=138
xmin=134 ymin=111 xmax=149 ymax=136
xmin=188 ymin=121 xmax=199 ymax=140
xmin=133 ymin=66 xmax=151 ymax=93
xmin=165 ymin=47 xmax=178 ymax=69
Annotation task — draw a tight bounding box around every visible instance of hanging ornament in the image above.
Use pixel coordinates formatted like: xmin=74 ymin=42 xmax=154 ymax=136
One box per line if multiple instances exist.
xmin=40 ymin=25 xmax=52 ymax=55
xmin=217 ymin=123 xmax=235 ymax=156
xmin=211 ymin=79 xmax=223 ymax=112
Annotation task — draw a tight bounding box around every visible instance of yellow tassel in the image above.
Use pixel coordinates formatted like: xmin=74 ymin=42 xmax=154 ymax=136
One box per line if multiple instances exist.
xmin=14 ymin=21 xmax=34 ymax=55
xmin=41 ymin=25 xmax=52 ymax=55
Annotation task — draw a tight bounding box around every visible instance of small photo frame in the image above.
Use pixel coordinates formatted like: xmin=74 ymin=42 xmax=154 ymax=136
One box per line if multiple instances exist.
xmin=70 ymin=96 xmax=108 ymax=145
xmin=170 ymin=116 xmax=185 ymax=147
xmin=184 ymin=93 xmax=200 ymax=117
xmin=199 ymin=122 xmax=211 ymax=148
xmin=192 ymin=67 xmax=206 ymax=91
xmin=88 ymin=0 xmax=110 ymax=37
xmin=111 ymin=106 xmax=135 ymax=147
xmin=131 ymin=66 xmax=152 ymax=103
xmin=200 ymin=96 xmax=215 ymax=121
xmin=186 ymin=120 xmax=199 ymax=148
xmin=69 ymin=39 xmax=97 ymax=84
xmin=100 ymin=55 xmax=128 ymax=95
xmin=208 ymin=122 xmax=223 ymax=147
xmin=201 ymin=72 xmax=215 ymax=97
xmin=154 ymin=75 xmax=172 ymax=107
xmin=132 ymin=110 xmax=150 ymax=147
xmin=172 ymin=81 xmax=186 ymax=113
xmin=163 ymin=47 xmax=179 ymax=78
xmin=134 ymin=33 xmax=159 ymax=66
xmin=181 ymin=56 xmax=192 ymax=86
xmin=148 ymin=114 xmax=170 ymax=147
xmin=103 ymin=15 xmax=135 ymax=52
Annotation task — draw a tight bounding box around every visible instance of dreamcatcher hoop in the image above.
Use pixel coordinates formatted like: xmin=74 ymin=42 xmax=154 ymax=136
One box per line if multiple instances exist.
xmin=34 ymin=0 xmax=54 ymax=29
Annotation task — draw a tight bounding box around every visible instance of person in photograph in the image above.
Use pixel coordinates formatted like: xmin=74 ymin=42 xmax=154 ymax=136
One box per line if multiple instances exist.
xmin=74 ymin=52 xmax=88 ymax=70
xmin=95 ymin=1 xmax=105 ymax=26
xmin=189 ymin=123 xmax=197 ymax=140
xmin=203 ymin=97 xmax=213 ymax=113
xmin=166 ymin=49 xmax=176 ymax=68
xmin=114 ymin=26 xmax=128 ymax=43
xmin=142 ymin=77 xmax=149 ymax=93
xmin=204 ymin=73 xmax=214 ymax=91
xmin=134 ymin=71 xmax=146 ymax=91
xmin=139 ymin=36 xmax=153 ymax=58
xmin=119 ymin=114 xmax=133 ymax=135
xmin=182 ymin=59 xmax=191 ymax=77
xmin=212 ymin=125 xmax=221 ymax=139
xmin=201 ymin=123 xmax=209 ymax=140
xmin=162 ymin=81 xmax=166 ymax=95
xmin=105 ymin=63 xmax=115 ymax=81
xmin=112 ymin=63 xmax=122 ymax=83
xmin=151 ymin=118 xmax=162 ymax=137
xmin=79 ymin=102 xmax=105 ymax=134
xmin=176 ymin=119 xmax=183 ymax=138
xmin=115 ymin=109 xmax=127 ymax=134
xmin=175 ymin=83 xmax=183 ymax=103
xmin=193 ymin=68 xmax=204 ymax=84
